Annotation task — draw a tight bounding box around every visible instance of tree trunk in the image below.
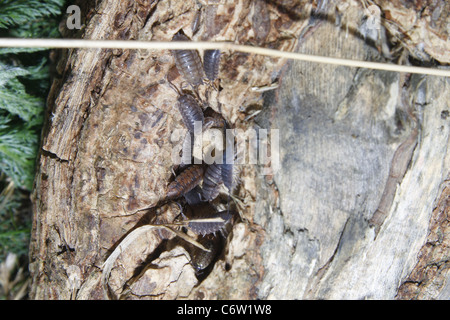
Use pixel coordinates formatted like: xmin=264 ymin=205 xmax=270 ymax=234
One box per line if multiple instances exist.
xmin=30 ymin=0 xmax=449 ymax=299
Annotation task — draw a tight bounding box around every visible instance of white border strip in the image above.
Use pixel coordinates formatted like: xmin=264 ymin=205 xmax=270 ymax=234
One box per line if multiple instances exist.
xmin=0 ymin=38 xmax=449 ymax=77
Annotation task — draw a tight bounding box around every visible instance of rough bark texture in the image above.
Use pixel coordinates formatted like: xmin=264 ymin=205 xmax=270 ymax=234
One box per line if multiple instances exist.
xmin=30 ymin=0 xmax=449 ymax=299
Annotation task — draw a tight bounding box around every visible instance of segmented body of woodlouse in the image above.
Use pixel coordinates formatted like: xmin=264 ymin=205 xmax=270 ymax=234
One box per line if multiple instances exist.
xmin=183 ymin=185 xmax=203 ymax=206
xmin=171 ymin=33 xmax=204 ymax=86
xmin=201 ymin=163 xmax=223 ymax=201
xmin=168 ymin=80 xmax=204 ymax=133
xmin=187 ymin=210 xmax=233 ymax=236
xmin=203 ymin=50 xmax=221 ymax=81
xmin=190 ymin=234 xmax=220 ymax=273
xmin=166 ymin=165 xmax=205 ymax=199
xmin=177 ymin=94 xmax=204 ymax=133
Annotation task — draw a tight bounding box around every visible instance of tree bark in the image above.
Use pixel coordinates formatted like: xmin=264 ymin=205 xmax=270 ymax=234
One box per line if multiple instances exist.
xmin=30 ymin=0 xmax=449 ymax=299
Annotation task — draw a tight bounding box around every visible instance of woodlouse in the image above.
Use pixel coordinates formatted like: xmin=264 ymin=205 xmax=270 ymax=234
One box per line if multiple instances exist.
xmin=177 ymin=94 xmax=204 ymax=133
xmin=166 ymin=165 xmax=205 ymax=199
xmin=203 ymin=49 xmax=221 ymax=81
xmin=183 ymin=185 xmax=203 ymax=206
xmin=171 ymin=32 xmax=204 ymax=86
xmin=168 ymin=81 xmax=204 ymax=133
xmin=189 ymin=234 xmax=220 ymax=273
xmin=201 ymin=163 xmax=223 ymax=201
xmin=187 ymin=210 xmax=233 ymax=236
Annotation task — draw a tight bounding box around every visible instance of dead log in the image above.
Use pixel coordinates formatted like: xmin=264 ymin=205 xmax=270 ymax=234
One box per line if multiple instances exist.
xmin=30 ymin=0 xmax=449 ymax=299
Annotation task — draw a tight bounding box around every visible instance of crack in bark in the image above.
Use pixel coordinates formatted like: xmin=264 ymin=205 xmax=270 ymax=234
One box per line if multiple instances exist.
xmin=370 ymin=82 xmax=420 ymax=238
xmin=303 ymin=217 xmax=351 ymax=299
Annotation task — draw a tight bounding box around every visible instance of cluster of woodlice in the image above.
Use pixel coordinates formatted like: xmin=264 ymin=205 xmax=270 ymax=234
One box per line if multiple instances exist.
xmin=163 ymin=30 xmax=240 ymax=275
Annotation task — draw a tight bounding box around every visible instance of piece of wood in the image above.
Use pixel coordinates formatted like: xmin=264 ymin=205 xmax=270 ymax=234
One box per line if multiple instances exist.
xmin=29 ymin=0 xmax=449 ymax=300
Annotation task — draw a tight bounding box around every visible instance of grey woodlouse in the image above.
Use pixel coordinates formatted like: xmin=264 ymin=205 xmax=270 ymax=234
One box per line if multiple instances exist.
xmin=166 ymin=165 xmax=205 ymax=200
xmin=177 ymin=94 xmax=204 ymax=133
xmin=187 ymin=210 xmax=233 ymax=236
xmin=183 ymin=185 xmax=203 ymax=206
xmin=201 ymin=163 xmax=223 ymax=201
xmin=203 ymin=49 xmax=221 ymax=81
xmin=168 ymin=81 xmax=204 ymax=133
xmin=189 ymin=234 xmax=220 ymax=273
xmin=171 ymin=32 xmax=204 ymax=86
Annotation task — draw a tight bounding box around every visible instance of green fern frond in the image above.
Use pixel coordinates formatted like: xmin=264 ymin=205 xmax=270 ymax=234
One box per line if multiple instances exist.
xmin=0 ymin=0 xmax=66 ymax=193
xmin=0 ymin=47 xmax=47 ymax=55
xmin=0 ymin=63 xmax=44 ymax=125
xmin=0 ymin=0 xmax=66 ymax=277
xmin=0 ymin=116 xmax=38 ymax=190
xmin=9 ymin=15 xmax=64 ymax=39
xmin=0 ymin=0 xmax=65 ymax=29
xmin=0 ymin=62 xmax=30 ymax=85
